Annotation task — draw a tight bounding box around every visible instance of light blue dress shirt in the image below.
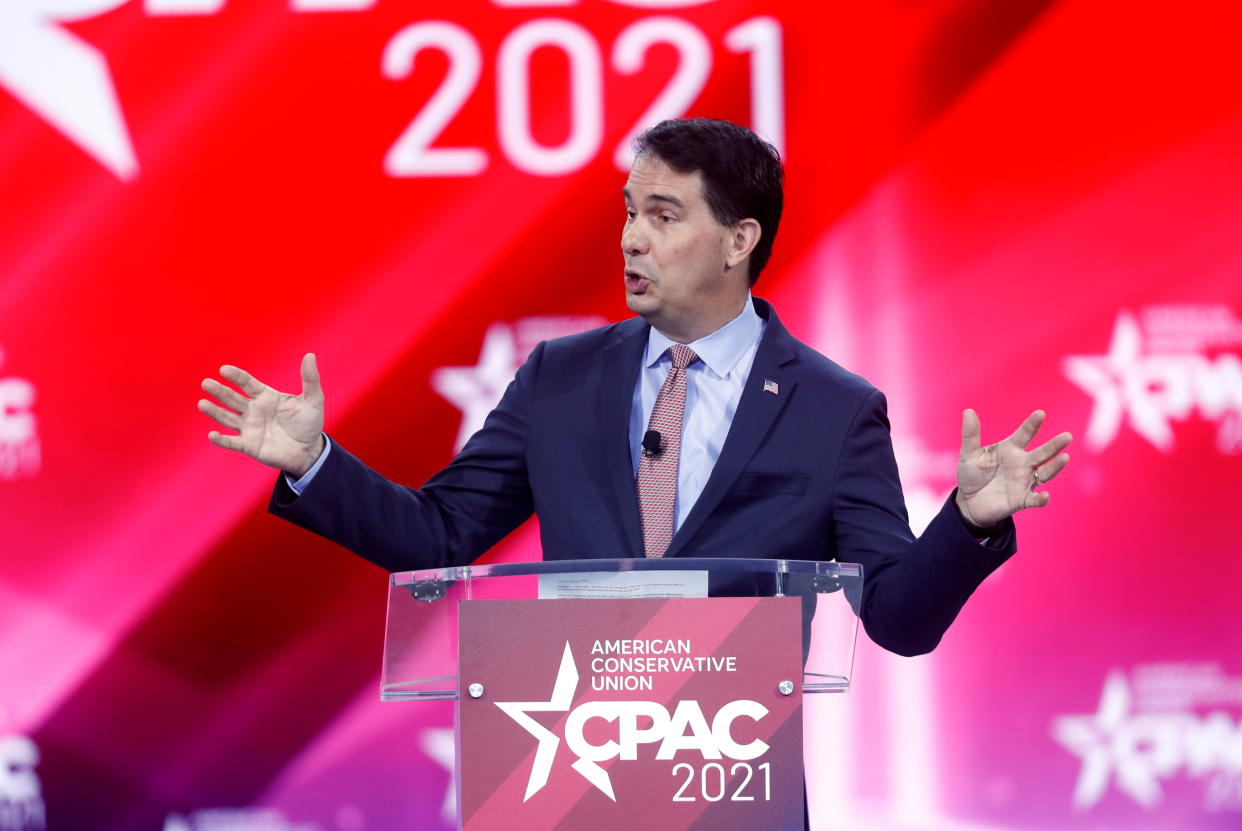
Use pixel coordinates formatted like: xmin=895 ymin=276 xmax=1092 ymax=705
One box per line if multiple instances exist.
xmin=291 ymin=298 xmax=767 ymax=522
xmin=288 ymin=435 xmax=331 ymax=494
xmin=629 ymin=297 xmax=765 ymax=531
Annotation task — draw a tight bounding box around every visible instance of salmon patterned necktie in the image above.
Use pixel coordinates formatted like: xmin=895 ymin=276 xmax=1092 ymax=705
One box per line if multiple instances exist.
xmin=636 ymin=344 xmax=699 ymax=557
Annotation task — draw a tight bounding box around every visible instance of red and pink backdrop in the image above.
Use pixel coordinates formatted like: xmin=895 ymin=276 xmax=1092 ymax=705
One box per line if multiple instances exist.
xmin=2 ymin=0 xmax=1241 ymax=829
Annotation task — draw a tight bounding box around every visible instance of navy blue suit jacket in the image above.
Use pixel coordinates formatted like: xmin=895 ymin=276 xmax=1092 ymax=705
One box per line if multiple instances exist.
xmin=271 ymin=298 xmax=1014 ymax=656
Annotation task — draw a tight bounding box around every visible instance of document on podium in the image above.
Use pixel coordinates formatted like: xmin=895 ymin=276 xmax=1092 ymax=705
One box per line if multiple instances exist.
xmin=538 ymin=570 xmax=708 ymax=600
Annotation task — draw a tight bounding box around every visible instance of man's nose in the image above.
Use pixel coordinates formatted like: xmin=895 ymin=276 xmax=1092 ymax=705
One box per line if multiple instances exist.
xmin=621 ymin=219 xmax=648 ymax=256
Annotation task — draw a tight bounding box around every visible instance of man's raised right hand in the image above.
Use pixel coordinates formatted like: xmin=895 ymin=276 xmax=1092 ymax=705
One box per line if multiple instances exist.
xmin=198 ymin=353 xmax=326 ymax=478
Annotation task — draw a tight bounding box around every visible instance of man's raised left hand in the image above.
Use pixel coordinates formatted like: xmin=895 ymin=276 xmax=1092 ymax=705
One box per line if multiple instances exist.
xmin=955 ymin=409 xmax=1072 ymax=528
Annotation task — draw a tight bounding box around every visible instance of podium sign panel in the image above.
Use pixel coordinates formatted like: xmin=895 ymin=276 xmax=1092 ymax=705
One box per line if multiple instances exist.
xmin=382 ymin=558 xmax=861 ymax=829
xmin=457 ymin=597 xmax=806 ymax=831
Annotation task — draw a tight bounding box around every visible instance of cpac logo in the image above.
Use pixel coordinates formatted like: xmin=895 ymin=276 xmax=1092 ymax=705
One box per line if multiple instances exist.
xmin=0 ymin=348 xmax=41 ymax=481
xmin=1062 ymin=307 xmax=1242 ymax=454
xmin=433 ymin=315 xmax=603 ymax=452
xmin=1051 ymin=669 xmax=1242 ymax=811
xmin=0 ymin=0 xmax=717 ymax=181
xmin=497 ymin=643 xmax=769 ymax=801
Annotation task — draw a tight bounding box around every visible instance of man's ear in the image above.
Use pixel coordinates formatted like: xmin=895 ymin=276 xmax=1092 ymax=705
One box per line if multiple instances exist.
xmin=725 ymin=218 xmax=762 ymax=270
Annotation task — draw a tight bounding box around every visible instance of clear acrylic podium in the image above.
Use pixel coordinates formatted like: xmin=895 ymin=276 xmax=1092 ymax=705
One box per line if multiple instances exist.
xmin=381 ymin=558 xmax=863 ymax=831
xmin=382 ymin=558 xmax=862 ymax=701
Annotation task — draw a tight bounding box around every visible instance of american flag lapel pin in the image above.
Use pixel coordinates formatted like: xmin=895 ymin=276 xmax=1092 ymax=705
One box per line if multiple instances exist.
xmin=763 ymin=378 xmax=780 ymax=395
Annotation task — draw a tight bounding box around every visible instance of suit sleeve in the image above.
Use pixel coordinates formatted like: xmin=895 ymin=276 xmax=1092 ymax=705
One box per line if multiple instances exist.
xmin=831 ymin=389 xmax=1016 ymax=656
xmin=267 ymin=342 xmax=544 ymax=572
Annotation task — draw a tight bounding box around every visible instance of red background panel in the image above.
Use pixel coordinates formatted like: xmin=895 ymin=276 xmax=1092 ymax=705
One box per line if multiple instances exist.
xmin=2 ymin=1 xmax=1240 ymax=828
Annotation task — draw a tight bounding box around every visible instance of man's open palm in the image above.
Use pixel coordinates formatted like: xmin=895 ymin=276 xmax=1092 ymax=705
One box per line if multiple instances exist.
xmin=198 ymin=353 xmax=326 ymax=477
xmin=955 ymin=409 xmax=1072 ymax=528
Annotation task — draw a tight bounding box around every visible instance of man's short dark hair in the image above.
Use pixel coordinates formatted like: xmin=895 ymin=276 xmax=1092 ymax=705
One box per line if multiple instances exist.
xmin=633 ymin=118 xmax=784 ymax=286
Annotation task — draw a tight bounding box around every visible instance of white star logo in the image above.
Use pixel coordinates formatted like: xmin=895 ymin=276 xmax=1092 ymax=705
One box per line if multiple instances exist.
xmin=1051 ymin=670 xmax=1165 ymax=810
xmin=1062 ymin=310 xmax=1182 ymax=452
xmin=0 ymin=1 xmax=400 ymax=179
xmin=494 ymin=642 xmax=617 ymax=802
xmin=431 ymin=316 xmax=606 ymax=452
xmin=0 ymin=0 xmax=141 ymax=180
xmin=431 ymin=323 xmax=519 ymax=453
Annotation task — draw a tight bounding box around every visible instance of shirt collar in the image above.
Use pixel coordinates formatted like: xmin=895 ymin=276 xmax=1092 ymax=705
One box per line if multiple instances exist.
xmin=644 ymin=295 xmax=762 ymax=378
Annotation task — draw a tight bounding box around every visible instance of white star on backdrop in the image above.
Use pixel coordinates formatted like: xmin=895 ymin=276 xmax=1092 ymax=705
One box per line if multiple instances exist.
xmin=1062 ymin=310 xmax=1181 ymax=452
xmin=1051 ymin=670 xmax=1165 ymax=810
xmin=431 ymin=323 xmax=520 ymax=453
xmin=0 ymin=0 xmax=138 ymax=179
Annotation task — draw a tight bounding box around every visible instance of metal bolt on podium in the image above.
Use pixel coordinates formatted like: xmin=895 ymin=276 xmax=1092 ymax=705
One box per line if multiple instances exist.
xmin=778 ymin=680 xmax=795 ymax=696
xmin=409 ymin=580 xmax=448 ymax=602
xmin=467 ymin=683 xmax=485 ymax=699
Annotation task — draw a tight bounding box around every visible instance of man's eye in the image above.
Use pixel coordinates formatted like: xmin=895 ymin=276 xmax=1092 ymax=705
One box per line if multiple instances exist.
xmin=625 ymin=210 xmax=636 ymax=221
xmin=659 ymin=214 xmax=675 ymax=223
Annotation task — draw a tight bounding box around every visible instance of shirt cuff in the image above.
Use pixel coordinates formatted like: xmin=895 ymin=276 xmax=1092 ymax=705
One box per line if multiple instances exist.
xmin=951 ymin=488 xmax=1007 ymax=546
xmin=284 ymin=435 xmax=332 ymax=496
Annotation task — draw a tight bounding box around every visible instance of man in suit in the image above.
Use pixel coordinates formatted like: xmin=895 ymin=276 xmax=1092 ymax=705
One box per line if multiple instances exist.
xmin=198 ymin=118 xmax=1071 ymax=657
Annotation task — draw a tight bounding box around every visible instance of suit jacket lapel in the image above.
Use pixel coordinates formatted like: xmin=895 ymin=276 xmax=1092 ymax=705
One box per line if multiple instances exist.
xmin=598 ymin=319 xmax=648 ymax=558
xmin=664 ymin=299 xmax=799 ymax=558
